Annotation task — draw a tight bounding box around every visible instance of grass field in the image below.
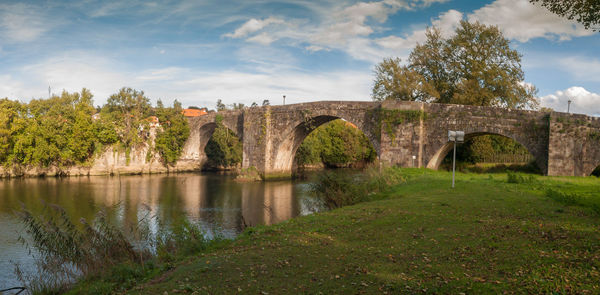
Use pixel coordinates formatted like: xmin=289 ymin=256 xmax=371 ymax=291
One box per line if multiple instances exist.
xmin=72 ymin=169 xmax=600 ymax=294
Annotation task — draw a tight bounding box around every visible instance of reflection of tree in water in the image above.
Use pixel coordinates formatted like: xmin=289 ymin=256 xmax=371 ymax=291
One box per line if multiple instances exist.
xmin=0 ymin=177 xmax=104 ymax=227
xmin=0 ymin=173 xmax=309 ymax=242
xmin=240 ymin=181 xmax=297 ymax=229
xmin=0 ymin=173 xmax=312 ymax=290
xmin=196 ymin=174 xmax=243 ymax=236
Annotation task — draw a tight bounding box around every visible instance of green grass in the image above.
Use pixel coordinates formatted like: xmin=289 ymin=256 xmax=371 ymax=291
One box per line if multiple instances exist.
xmin=79 ymin=169 xmax=600 ymax=294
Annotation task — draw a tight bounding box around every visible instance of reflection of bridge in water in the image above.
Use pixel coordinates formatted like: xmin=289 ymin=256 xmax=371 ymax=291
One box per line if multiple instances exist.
xmin=0 ymin=173 xmax=307 ymax=288
xmin=178 ymin=100 xmax=600 ymax=178
xmin=0 ymin=174 xmax=302 ymax=236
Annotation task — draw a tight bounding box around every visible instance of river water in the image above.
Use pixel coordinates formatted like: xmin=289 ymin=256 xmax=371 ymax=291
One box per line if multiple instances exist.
xmin=0 ymin=172 xmax=318 ymax=290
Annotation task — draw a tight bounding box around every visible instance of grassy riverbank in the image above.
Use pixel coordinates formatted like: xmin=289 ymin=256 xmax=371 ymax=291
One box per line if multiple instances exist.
xmin=72 ymin=169 xmax=599 ymax=294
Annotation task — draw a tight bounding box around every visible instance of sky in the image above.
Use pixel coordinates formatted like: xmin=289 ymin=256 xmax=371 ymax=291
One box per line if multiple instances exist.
xmin=0 ymin=0 xmax=598 ymax=116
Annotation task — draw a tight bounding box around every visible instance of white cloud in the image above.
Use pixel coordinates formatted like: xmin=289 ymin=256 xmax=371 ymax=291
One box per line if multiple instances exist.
xmin=19 ymin=53 xmax=129 ymax=104
xmin=540 ymin=87 xmax=600 ymax=116
xmin=223 ymin=17 xmax=284 ymax=39
xmin=0 ymin=74 xmax=27 ymax=99
xmin=374 ymin=9 xmax=462 ymax=60
xmin=339 ymin=1 xmax=392 ymax=23
xmin=468 ymin=0 xmax=593 ymax=42
xmin=558 ymin=56 xmax=600 ymax=82
xmin=221 ymin=0 xmax=453 ymax=62
xmin=7 ymin=52 xmax=372 ymax=108
xmin=246 ymin=32 xmax=277 ymax=45
xmin=432 ymin=9 xmax=463 ymax=37
xmin=162 ymin=70 xmax=373 ymax=108
xmin=420 ymin=0 xmax=450 ymax=6
xmin=0 ymin=3 xmax=59 ymax=43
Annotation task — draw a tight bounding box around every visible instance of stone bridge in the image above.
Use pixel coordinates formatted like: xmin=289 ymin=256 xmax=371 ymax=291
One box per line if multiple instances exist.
xmin=176 ymin=101 xmax=600 ymax=179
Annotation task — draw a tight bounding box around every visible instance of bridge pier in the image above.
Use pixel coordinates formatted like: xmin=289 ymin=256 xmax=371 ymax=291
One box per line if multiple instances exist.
xmin=546 ymin=112 xmax=600 ymax=176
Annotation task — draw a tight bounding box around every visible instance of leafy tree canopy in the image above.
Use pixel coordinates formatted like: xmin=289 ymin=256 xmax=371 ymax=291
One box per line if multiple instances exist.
xmin=204 ymin=124 xmax=242 ymax=169
xmin=373 ymin=21 xmax=538 ymax=109
xmin=0 ymin=88 xmax=189 ymax=168
xmin=531 ymin=0 xmax=600 ymax=31
xmin=154 ymin=100 xmax=190 ymax=165
xmin=296 ymin=120 xmax=376 ymax=168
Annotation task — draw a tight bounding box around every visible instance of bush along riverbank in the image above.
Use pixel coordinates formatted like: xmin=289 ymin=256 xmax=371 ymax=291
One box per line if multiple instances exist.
xmin=18 ymin=168 xmax=600 ymax=294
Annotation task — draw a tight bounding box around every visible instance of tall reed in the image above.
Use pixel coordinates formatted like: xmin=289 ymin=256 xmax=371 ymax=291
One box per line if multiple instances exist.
xmin=308 ymin=165 xmax=405 ymax=210
xmin=14 ymin=202 xmax=212 ymax=294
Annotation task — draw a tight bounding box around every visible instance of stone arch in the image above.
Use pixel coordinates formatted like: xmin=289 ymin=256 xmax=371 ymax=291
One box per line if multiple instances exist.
xmin=590 ymin=164 xmax=600 ymax=177
xmin=426 ymin=131 xmax=541 ymax=171
xmin=189 ymin=119 xmax=243 ymax=169
xmin=584 ymin=156 xmax=600 ymax=177
xmin=271 ymin=115 xmax=379 ymax=173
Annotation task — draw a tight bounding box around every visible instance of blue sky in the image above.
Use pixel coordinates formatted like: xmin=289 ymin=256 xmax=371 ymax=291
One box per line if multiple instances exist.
xmin=0 ymin=0 xmax=598 ymax=115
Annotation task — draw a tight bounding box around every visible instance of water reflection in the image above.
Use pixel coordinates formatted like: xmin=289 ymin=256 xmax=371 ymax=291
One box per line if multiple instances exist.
xmin=0 ymin=172 xmax=314 ymax=290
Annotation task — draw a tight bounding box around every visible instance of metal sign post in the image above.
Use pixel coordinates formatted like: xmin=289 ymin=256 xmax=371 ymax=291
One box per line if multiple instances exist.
xmin=448 ymin=130 xmax=464 ymax=188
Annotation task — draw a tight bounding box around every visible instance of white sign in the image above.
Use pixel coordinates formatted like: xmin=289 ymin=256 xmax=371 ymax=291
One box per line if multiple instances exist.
xmin=448 ymin=130 xmax=465 ymax=142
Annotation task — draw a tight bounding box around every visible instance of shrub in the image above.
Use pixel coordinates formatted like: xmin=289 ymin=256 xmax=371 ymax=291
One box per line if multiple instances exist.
xmin=155 ymin=219 xmax=209 ymax=262
xmin=308 ymin=165 xmax=404 ymax=210
xmin=506 ymin=171 xmax=536 ymax=184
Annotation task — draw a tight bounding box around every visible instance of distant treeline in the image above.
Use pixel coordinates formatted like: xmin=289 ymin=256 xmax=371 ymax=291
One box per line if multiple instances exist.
xmin=0 ymin=88 xmax=189 ymax=168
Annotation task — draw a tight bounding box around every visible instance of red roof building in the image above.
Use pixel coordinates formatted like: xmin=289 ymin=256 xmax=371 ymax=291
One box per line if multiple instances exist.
xmin=182 ymin=108 xmax=207 ymax=117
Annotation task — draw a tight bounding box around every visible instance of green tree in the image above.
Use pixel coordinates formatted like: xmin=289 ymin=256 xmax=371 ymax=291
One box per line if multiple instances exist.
xmin=204 ymin=122 xmax=242 ymax=169
xmin=0 ymin=98 xmax=22 ymax=164
xmin=68 ymin=89 xmax=97 ymax=163
xmin=372 ymin=57 xmax=438 ymax=102
xmin=0 ymin=88 xmax=191 ymax=168
xmin=216 ymin=99 xmax=226 ymax=111
xmin=154 ymin=100 xmax=190 ymax=165
xmin=531 ymin=0 xmax=599 ymax=30
xmin=102 ymin=88 xmax=152 ymax=150
xmin=374 ymin=21 xmax=538 ymax=109
xmin=296 ymin=120 xmax=376 ymax=168
xmin=7 ymin=90 xmax=98 ymax=166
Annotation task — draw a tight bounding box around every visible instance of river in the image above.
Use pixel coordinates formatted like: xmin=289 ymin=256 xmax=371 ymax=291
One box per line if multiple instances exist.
xmin=0 ymin=172 xmax=319 ymax=290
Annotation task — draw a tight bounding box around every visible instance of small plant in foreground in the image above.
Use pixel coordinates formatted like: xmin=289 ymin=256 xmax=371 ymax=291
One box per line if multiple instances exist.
xmin=15 ymin=204 xmax=146 ymax=293
xmin=155 ymin=218 xmax=210 ymax=262
xmin=545 ymin=188 xmax=600 ymax=214
xmin=309 ymin=165 xmax=404 ymax=210
xmin=507 ymin=171 xmax=536 ymax=184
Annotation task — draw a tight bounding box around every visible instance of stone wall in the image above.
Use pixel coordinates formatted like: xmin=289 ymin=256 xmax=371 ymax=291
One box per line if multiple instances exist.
xmin=253 ymin=101 xmax=381 ymax=178
xmin=0 ymin=144 xmax=169 ymax=178
xmin=547 ymin=112 xmax=600 ymax=176
xmin=229 ymin=101 xmax=597 ymax=178
xmin=421 ymin=103 xmax=550 ymax=174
